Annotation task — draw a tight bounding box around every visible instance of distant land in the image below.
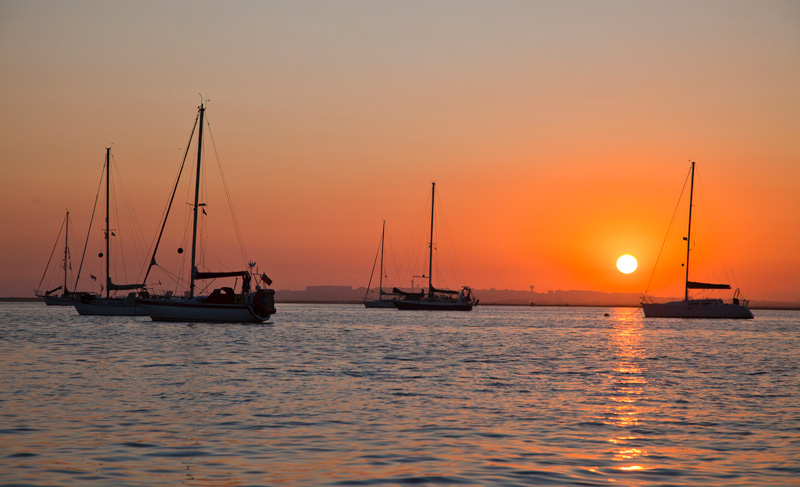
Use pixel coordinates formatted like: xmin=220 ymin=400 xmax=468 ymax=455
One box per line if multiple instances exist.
xmin=275 ymin=286 xmax=799 ymax=310
xmin=5 ymin=287 xmax=798 ymax=309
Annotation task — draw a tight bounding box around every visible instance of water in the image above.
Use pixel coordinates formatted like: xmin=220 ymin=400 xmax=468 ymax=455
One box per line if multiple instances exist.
xmin=1 ymin=303 xmax=798 ymax=486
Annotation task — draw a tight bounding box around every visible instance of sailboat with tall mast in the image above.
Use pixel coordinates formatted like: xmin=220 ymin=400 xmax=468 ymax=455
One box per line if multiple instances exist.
xmin=364 ymin=220 xmax=400 ymax=308
xmin=74 ymin=148 xmax=147 ymax=316
xmin=393 ymin=182 xmax=477 ymax=311
xmin=642 ymin=162 xmax=753 ymax=319
xmin=36 ymin=211 xmax=87 ymax=305
xmin=137 ymin=103 xmax=275 ymax=323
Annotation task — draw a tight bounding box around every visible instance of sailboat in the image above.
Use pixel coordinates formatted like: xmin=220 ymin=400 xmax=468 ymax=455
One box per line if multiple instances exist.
xmin=74 ymin=148 xmax=147 ymax=316
xmin=392 ymin=182 xmax=477 ymax=311
xmin=35 ymin=211 xmax=88 ymax=305
xmin=137 ymin=103 xmax=275 ymax=323
xmin=642 ymin=162 xmax=753 ymax=319
xmin=364 ymin=220 xmax=400 ymax=308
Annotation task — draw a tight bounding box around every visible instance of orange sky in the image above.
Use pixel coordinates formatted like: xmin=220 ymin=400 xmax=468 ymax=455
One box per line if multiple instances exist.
xmin=1 ymin=1 xmax=799 ymax=301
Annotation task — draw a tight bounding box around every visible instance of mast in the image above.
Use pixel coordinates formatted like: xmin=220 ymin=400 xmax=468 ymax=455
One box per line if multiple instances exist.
xmin=428 ymin=182 xmax=435 ymax=295
xmin=189 ymin=104 xmax=205 ymax=298
xmin=379 ymin=220 xmax=385 ymax=298
xmin=684 ymin=161 xmax=695 ymax=301
xmin=64 ymin=211 xmax=69 ymax=294
xmin=105 ymin=147 xmax=111 ymax=299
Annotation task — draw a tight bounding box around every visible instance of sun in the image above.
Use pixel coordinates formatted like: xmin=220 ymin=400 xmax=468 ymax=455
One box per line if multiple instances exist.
xmin=616 ymin=254 xmax=638 ymax=274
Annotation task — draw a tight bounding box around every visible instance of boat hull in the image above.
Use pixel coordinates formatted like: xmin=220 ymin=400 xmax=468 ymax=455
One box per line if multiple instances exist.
xmin=642 ymin=300 xmax=753 ymax=319
xmin=42 ymin=295 xmax=80 ymax=306
xmin=364 ymin=299 xmax=397 ymax=309
xmin=74 ymin=297 xmax=148 ymax=316
xmin=139 ymin=289 xmax=276 ymax=323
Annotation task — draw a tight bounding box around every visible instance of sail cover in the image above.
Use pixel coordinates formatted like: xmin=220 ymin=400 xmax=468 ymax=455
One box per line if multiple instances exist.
xmin=195 ymin=270 xmax=248 ymax=280
xmin=686 ymin=281 xmax=731 ymax=290
xmin=431 ymin=285 xmax=460 ymax=295
xmin=107 ymin=279 xmax=144 ymax=291
xmin=392 ymin=287 xmax=425 ymax=299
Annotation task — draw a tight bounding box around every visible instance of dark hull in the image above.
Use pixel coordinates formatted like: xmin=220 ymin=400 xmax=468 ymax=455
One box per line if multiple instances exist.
xmin=642 ymin=300 xmax=753 ymax=319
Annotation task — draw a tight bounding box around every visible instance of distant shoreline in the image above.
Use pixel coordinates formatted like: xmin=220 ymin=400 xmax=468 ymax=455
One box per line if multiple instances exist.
xmin=4 ymin=296 xmax=797 ymax=310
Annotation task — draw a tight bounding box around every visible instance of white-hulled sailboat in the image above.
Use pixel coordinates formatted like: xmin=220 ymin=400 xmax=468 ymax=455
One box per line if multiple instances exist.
xmin=641 ymin=162 xmax=753 ymax=319
xmin=137 ymin=103 xmax=275 ymax=323
xmin=35 ymin=211 xmax=90 ymax=305
xmin=74 ymin=148 xmax=147 ymax=316
xmin=392 ymin=182 xmax=477 ymax=311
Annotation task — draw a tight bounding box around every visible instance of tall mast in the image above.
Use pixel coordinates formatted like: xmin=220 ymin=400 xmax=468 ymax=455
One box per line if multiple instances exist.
xmin=64 ymin=211 xmax=69 ymax=293
xmin=379 ymin=220 xmax=385 ymax=298
xmin=684 ymin=161 xmax=695 ymax=301
xmin=105 ymin=147 xmax=111 ymax=299
xmin=189 ymin=104 xmax=205 ymax=298
xmin=428 ymin=182 xmax=435 ymax=295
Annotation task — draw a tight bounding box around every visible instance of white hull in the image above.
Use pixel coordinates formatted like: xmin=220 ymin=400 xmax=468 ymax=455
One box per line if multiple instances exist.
xmin=74 ymin=297 xmax=148 ymax=316
xmin=642 ymin=299 xmax=753 ymax=319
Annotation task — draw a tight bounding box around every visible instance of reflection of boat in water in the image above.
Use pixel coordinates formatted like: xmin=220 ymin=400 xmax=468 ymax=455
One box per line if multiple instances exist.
xmin=364 ymin=221 xmax=400 ymax=308
xmin=35 ymin=211 xmax=90 ymax=306
xmin=137 ymin=103 xmax=275 ymax=323
xmin=642 ymin=162 xmax=753 ymax=319
xmin=73 ymin=148 xmax=147 ymax=316
xmin=392 ymin=183 xmax=477 ymax=311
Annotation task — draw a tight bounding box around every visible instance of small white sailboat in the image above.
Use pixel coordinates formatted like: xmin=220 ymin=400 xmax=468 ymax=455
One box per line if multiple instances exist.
xmin=642 ymin=162 xmax=753 ymax=319
xmin=137 ymin=103 xmax=275 ymax=323
xmin=364 ymin=221 xmax=400 ymax=308
xmin=35 ymin=211 xmax=89 ymax=305
xmin=73 ymin=148 xmax=147 ymax=316
xmin=392 ymin=182 xmax=477 ymax=311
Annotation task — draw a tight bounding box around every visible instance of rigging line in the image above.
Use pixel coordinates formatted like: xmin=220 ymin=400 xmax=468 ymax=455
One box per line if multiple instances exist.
xmin=696 ymin=175 xmax=739 ymax=289
xmin=36 ymin=213 xmax=67 ymax=293
xmin=110 ymin=152 xmax=149 ymax=281
xmin=364 ymin=225 xmax=383 ymax=300
xmin=142 ymin=111 xmax=199 ymax=287
xmin=643 ymin=166 xmax=692 ymax=298
xmin=75 ymin=160 xmax=106 ymax=291
xmin=205 ymin=113 xmax=249 ymax=268
xmin=436 ymin=190 xmax=467 ymax=288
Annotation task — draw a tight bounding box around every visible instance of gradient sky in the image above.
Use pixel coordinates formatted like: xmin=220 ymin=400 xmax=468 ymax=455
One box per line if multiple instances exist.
xmin=1 ymin=0 xmax=799 ymax=301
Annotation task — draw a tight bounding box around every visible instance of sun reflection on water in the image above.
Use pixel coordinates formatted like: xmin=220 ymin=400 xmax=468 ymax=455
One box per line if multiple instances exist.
xmin=603 ymin=309 xmax=651 ymax=473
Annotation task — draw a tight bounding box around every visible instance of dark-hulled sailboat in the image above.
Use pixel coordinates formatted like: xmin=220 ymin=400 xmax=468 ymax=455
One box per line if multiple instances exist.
xmin=392 ymin=183 xmax=477 ymax=311
xmin=642 ymin=162 xmax=753 ymax=319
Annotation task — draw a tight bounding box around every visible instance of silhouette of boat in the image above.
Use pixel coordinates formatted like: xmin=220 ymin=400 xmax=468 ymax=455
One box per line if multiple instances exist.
xmin=137 ymin=103 xmax=275 ymax=323
xmin=364 ymin=220 xmax=401 ymax=308
xmin=642 ymin=162 xmax=753 ymax=319
xmin=74 ymin=148 xmax=147 ymax=316
xmin=392 ymin=183 xmax=477 ymax=311
xmin=35 ymin=211 xmax=91 ymax=305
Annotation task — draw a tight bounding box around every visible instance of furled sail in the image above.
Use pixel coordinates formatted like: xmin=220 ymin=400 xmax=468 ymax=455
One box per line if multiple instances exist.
xmin=194 ymin=270 xmax=248 ymax=280
xmin=107 ymin=279 xmax=145 ymax=291
xmin=431 ymin=285 xmax=460 ymax=295
xmin=393 ymin=287 xmax=425 ymax=300
xmin=686 ymin=281 xmax=731 ymax=290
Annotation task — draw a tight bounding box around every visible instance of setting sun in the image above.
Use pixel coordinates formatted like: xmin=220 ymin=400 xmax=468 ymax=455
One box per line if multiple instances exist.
xmin=616 ymin=254 xmax=638 ymax=274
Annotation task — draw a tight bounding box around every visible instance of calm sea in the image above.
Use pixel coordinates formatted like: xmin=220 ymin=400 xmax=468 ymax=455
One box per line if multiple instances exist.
xmin=1 ymin=302 xmax=798 ymax=486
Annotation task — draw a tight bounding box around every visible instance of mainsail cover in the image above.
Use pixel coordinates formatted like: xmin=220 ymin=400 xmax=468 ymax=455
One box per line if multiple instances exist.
xmin=686 ymin=281 xmax=731 ymax=290
xmin=195 ymin=270 xmax=248 ymax=280
xmin=107 ymin=279 xmax=144 ymax=291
